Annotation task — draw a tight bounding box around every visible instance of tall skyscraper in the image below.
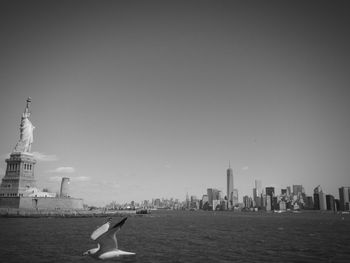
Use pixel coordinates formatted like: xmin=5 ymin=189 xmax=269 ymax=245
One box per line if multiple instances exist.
xmin=253 ymin=188 xmax=257 ymax=199
xmin=313 ymin=185 xmax=322 ymax=210
xmin=233 ymin=189 xmax=239 ymax=206
xmin=319 ymin=190 xmax=326 ymax=210
xmin=266 ymin=195 xmax=272 ymax=211
xmin=265 ymin=187 xmax=275 ymax=210
xmin=186 ymin=192 xmax=190 ymax=209
xmin=201 ymin=195 xmax=208 ymax=209
xmin=252 ymin=179 xmax=262 ymax=209
xmin=339 ymin=187 xmax=350 ymax=211
xmin=313 ymin=193 xmax=320 ymax=210
xmin=227 ymin=162 xmax=234 ymax=209
xmin=326 ymin=195 xmax=335 ymax=211
xmin=255 ymin=180 xmax=262 ymax=197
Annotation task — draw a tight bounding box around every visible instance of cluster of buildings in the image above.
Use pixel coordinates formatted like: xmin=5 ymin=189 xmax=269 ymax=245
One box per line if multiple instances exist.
xmin=189 ymin=163 xmax=350 ymax=212
xmin=133 ymin=164 xmax=349 ymax=213
xmin=181 ymin=163 xmax=239 ymax=211
xmin=103 ymin=163 xmax=350 ymax=213
xmin=105 ymin=198 xmax=184 ymax=210
xmin=243 ymin=183 xmax=350 ymax=212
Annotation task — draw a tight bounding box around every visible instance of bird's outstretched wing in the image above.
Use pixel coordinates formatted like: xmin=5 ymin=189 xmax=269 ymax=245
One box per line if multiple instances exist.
xmin=96 ymin=217 xmax=128 ymax=255
xmin=90 ymin=218 xmax=112 ymax=240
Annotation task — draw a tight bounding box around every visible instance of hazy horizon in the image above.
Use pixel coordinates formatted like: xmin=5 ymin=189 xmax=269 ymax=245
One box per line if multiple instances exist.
xmin=1 ymin=0 xmax=349 ymax=206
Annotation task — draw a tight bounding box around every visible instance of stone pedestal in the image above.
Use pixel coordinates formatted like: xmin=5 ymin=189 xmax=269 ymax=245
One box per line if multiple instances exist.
xmin=0 ymin=152 xmax=36 ymax=197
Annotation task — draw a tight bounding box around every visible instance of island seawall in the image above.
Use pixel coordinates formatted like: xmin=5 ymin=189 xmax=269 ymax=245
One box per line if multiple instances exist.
xmin=0 ymin=207 xmax=137 ymax=218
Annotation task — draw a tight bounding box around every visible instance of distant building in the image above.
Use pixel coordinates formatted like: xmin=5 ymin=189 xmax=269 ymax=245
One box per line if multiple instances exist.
xmin=227 ymin=163 xmax=234 ymax=210
xmin=190 ymin=196 xmax=199 ymax=209
xmin=305 ymin=196 xmax=314 ymax=210
xmin=212 ymin=199 xmax=221 ymax=210
xmin=279 ymin=201 xmax=286 ymax=211
xmin=255 ymin=196 xmax=262 ymax=209
xmin=190 ymin=195 xmax=197 ymax=203
xmin=319 ymin=191 xmax=326 ymax=210
xmin=233 ymin=189 xmax=239 ymax=206
xmin=266 ymin=195 xmax=272 ymax=211
xmin=153 ymin=198 xmax=161 ymax=208
xmin=265 ymin=187 xmax=275 ymax=197
xmin=334 ymin=199 xmax=340 ymax=211
xmin=286 ymin=186 xmax=291 ymax=196
xmin=202 ymin=194 xmax=208 ymax=204
xmin=252 ymin=188 xmax=258 ymax=207
xmin=243 ymin=195 xmax=253 ymax=209
xmin=326 ymin=195 xmax=335 ymax=211
xmin=207 ymin=188 xmax=220 ymax=210
xmin=272 ymin=196 xmax=278 ymax=210
xmin=142 ymin=200 xmax=149 ymax=207
xmin=60 ymin=177 xmax=70 ymax=198
xmin=218 ymin=190 xmax=224 ymax=201
xmin=339 ymin=187 xmax=350 ymax=211
xmin=221 ymin=200 xmax=228 ymax=210
xmin=265 ymin=187 xmax=275 ymax=210
xmin=313 ymin=185 xmax=322 ymax=210
xmin=314 ymin=193 xmax=320 ymax=210
xmin=253 ymin=188 xmax=257 ymax=199
xmin=262 ymin=194 xmax=267 ymax=209
xmin=255 ymin=180 xmax=262 ymax=197
xmin=186 ymin=193 xmax=190 ymax=209
xmin=293 ymin=185 xmax=303 ymax=196
xmin=253 ymin=182 xmax=262 ymax=209
xmin=201 ymin=194 xmax=208 ymax=209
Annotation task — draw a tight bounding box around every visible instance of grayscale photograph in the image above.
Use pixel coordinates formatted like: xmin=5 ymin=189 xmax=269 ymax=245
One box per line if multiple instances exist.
xmin=0 ymin=0 xmax=349 ymax=262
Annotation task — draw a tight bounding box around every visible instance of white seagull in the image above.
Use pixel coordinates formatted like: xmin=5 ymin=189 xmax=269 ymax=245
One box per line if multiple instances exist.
xmin=83 ymin=217 xmax=135 ymax=260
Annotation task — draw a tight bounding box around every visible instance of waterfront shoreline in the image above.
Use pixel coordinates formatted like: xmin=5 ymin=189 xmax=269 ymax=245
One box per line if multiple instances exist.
xmin=0 ymin=208 xmax=138 ymax=218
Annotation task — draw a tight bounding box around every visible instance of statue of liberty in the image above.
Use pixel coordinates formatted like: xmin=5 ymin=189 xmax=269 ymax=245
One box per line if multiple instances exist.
xmin=14 ymin=97 xmax=35 ymax=153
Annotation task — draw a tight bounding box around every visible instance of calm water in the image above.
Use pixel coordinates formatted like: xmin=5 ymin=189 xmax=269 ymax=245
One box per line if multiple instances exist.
xmin=0 ymin=210 xmax=350 ymax=262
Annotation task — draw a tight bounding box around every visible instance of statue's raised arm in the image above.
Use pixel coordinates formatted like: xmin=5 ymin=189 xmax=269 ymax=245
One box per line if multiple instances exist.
xmin=14 ymin=97 xmax=35 ymax=153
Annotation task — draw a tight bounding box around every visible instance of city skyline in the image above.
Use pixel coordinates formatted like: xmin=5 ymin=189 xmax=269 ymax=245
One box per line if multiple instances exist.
xmin=1 ymin=1 xmax=350 ymax=206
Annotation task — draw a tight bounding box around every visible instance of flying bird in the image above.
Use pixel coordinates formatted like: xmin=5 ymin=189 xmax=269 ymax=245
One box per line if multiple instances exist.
xmin=83 ymin=217 xmax=135 ymax=259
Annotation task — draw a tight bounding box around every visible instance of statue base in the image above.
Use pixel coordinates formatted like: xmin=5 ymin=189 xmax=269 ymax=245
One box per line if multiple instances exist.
xmin=0 ymin=152 xmax=37 ymax=198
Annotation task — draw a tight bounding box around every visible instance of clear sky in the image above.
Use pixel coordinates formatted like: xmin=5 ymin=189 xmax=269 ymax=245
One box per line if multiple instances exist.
xmin=0 ymin=0 xmax=349 ymax=206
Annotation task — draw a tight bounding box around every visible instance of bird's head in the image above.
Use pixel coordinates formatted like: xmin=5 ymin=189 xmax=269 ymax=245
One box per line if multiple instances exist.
xmin=83 ymin=244 xmax=100 ymax=256
xmin=83 ymin=248 xmax=95 ymax=256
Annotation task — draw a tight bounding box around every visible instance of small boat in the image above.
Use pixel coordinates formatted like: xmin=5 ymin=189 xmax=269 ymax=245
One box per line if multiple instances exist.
xmin=136 ymin=209 xmax=150 ymax=214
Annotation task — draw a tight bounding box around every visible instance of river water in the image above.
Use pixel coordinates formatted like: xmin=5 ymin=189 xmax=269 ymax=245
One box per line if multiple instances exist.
xmin=0 ymin=210 xmax=349 ymax=262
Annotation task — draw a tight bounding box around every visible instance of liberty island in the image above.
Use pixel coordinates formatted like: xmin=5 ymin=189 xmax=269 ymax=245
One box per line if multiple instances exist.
xmin=0 ymin=98 xmax=83 ymax=211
